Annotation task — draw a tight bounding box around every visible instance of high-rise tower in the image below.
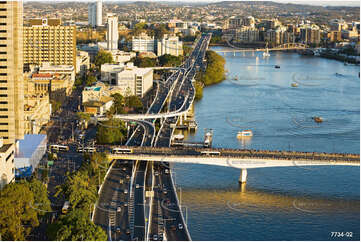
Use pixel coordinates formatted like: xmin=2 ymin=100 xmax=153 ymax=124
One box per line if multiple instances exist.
xmin=88 ymin=0 xmax=102 ymax=27
xmin=106 ymin=13 xmax=118 ymax=50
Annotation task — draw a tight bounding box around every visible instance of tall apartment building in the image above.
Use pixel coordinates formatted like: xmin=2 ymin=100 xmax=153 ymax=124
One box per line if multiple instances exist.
xmin=132 ymin=33 xmax=155 ymax=53
xmin=0 ymin=0 xmax=24 ymax=187
xmin=106 ymin=13 xmax=118 ymax=50
xmin=23 ymin=18 xmax=76 ymax=68
xmin=300 ymin=26 xmax=321 ymax=46
xmin=157 ymin=34 xmax=183 ymax=56
xmin=88 ymin=0 xmax=102 ymax=28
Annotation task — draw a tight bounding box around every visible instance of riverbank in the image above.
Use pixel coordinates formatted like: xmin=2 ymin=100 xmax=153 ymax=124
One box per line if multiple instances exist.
xmin=194 ymin=50 xmax=226 ymax=100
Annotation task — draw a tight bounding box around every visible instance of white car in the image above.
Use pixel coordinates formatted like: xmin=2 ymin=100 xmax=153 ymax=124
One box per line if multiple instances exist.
xmin=117 ymin=207 xmax=121 ymax=212
xmin=124 ymin=189 xmax=128 ymax=194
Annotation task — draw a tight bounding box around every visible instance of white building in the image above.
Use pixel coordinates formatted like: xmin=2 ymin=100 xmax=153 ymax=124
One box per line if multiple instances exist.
xmin=101 ymin=62 xmax=153 ymax=97
xmin=109 ymin=50 xmax=136 ymax=64
xmin=76 ymin=51 xmax=90 ymax=75
xmin=106 ymin=13 xmax=118 ymax=50
xmin=157 ymin=34 xmax=183 ymax=56
xmin=88 ymin=0 xmax=102 ymax=27
xmin=132 ymin=33 xmax=155 ymax=53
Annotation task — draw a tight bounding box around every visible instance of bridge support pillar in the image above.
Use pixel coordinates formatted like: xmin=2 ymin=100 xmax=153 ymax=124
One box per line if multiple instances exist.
xmin=238 ymin=169 xmax=247 ymax=184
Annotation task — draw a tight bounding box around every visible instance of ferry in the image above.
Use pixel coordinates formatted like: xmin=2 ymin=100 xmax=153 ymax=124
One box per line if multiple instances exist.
xmin=291 ymin=82 xmax=298 ymax=87
xmin=237 ymin=130 xmax=253 ymax=138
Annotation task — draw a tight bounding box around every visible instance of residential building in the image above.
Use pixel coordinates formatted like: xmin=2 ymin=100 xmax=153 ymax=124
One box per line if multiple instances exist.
xmin=0 ymin=1 xmax=24 ymax=186
xmin=24 ymin=94 xmax=51 ymax=134
xmin=132 ymin=33 xmax=155 ymax=53
xmin=329 ymin=31 xmax=342 ymax=42
xmin=88 ymin=0 xmax=102 ymax=27
xmin=23 ymin=18 xmax=76 ymax=68
xmin=236 ymin=26 xmax=259 ymax=43
xmin=300 ymin=25 xmax=321 ymax=45
xmin=101 ymin=62 xmax=153 ymax=97
xmin=106 ymin=13 xmax=118 ymax=50
xmin=157 ymin=34 xmax=183 ymax=56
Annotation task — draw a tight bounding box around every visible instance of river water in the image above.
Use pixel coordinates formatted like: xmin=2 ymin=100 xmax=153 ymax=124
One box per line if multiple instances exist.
xmin=173 ymin=48 xmax=360 ymax=241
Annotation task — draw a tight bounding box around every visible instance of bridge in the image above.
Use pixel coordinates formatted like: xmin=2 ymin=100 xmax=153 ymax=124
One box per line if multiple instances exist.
xmin=108 ymin=146 xmax=360 ymax=183
xmin=215 ymin=40 xmax=309 ymax=53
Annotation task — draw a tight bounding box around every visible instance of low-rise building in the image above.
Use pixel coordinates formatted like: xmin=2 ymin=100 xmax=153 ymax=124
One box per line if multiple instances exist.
xmin=109 ymin=50 xmax=136 ymax=64
xmin=24 ymin=94 xmax=51 ymax=134
xmin=76 ymin=51 xmax=90 ymax=76
xmin=83 ymin=96 xmax=113 ymax=116
xmin=14 ymin=134 xmax=47 ymax=179
xmin=101 ymin=62 xmax=153 ymax=97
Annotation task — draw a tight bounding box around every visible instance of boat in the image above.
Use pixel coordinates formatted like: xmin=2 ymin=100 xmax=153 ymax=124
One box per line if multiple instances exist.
xmin=291 ymin=82 xmax=298 ymax=87
xmin=173 ymin=134 xmax=184 ymax=141
xmin=233 ymin=76 xmax=238 ymax=80
xmin=275 ymin=65 xmax=280 ymax=69
xmin=312 ymin=116 xmax=323 ymax=123
xmin=263 ymin=42 xmax=270 ymax=57
xmin=237 ymin=130 xmax=253 ymax=138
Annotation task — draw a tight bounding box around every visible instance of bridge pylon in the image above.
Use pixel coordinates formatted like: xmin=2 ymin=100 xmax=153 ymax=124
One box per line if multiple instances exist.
xmin=239 ymin=168 xmax=247 ymax=184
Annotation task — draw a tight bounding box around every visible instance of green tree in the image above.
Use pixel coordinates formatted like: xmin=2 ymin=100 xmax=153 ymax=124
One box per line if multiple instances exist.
xmin=124 ymin=95 xmax=143 ymax=111
xmin=132 ymin=57 xmax=157 ymax=67
xmin=95 ymin=50 xmax=114 ymax=69
xmin=85 ymin=75 xmax=97 ymax=86
xmin=50 ymin=100 xmax=61 ymax=113
xmin=153 ymin=24 xmax=169 ymax=39
xmin=96 ymin=119 xmax=127 ymax=144
xmin=47 ymin=209 xmax=107 ymax=241
xmin=55 ymin=170 xmax=97 ymax=212
xmin=27 ymin=179 xmax=52 ymax=217
xmin=110 ymin=93 xmax=125 ymax=114
xmin=158 ymin=54 xmax=182 ymax=67
xmin=0 ymin=183 xmax=38 ymax=240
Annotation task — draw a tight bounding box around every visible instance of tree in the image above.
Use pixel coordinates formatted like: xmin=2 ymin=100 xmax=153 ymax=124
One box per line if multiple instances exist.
xmin=132 ymin=57 xmax=157 ymax=67
xmin=47 ymin=209 xmax=107 ymax=241
xmin=158 ymin=54 xmax=182 ymax=67
xmin=50 ymin=100 xmax=61 ymax=113
xmin=85 ymin=75 xmax=97 ymax=86
xmin=0 ymin=183 xmax=38 ymax=240
xmin=55 ymin=170 xmax=98 ymax=212
xmin=124 ymin=95 xmax=143 ymax=111
xmin=94 ymin=50 xmax=114 ymax=69
xmin=153 ymin=24 xmax=169 ymax=39
xmin=96 ymin=119 xmax=127 ymax=144
xmin=27 ymin=179 xmax=52 ymax=217
xmin=110 ymin=93 xmax=125 ymax=114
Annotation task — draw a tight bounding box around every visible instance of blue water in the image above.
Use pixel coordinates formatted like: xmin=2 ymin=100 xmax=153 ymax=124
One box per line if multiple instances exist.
xmin=173 ymin=49 xmax=360 ymax=241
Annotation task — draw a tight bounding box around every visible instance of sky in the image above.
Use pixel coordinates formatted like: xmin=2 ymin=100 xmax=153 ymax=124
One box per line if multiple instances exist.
xmin=23 ymin=0 xmax=361 ymax=7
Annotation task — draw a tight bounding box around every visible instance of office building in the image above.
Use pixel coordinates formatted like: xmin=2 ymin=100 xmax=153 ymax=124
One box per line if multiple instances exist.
xmin=157 ymin=35 xmax=183 ymax=56
xmin=132 ymin=33 xmax=155 ymax=53
xmin=88 ymin=0 xmax=102 ymax=28
xmin=101 ymin=62 xmax=153 ymax=97
xmin=0 ymin=1 xmax=24 ymax=187
xmin=106 ymin=13 xmax=118 ymax=50
xmin=23 ymin=18 xmax=76 ymax=68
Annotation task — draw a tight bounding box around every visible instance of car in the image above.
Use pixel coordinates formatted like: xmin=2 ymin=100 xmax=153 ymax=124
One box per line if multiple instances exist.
xmin=116 ymin=227 xmax=121 ymax=233
xmin=124 ymin=189 xmax=128 ymax=194
xmin=164 ymin=169 xmax=169 ymax=174
xmin=153 ymin=234 xmax=158 ymax=240
xmin=178 ymin=223 xmax=183 ymax=230
xmin=154 ymin=171 xmax=159 ymax=176
xmin=170 ymin=225 xmax=176 ymax=231
xmin=122 ymin=167 xmax=127 ymax=171
xmin=163 ymin=189 xmax=167 ymax=194
xmin=125 ymin=229 xmax=130 ymax=234
xmin=117 ymin=206 xmax=121 ymax=212
xmin=136 ymin=184 xmax=140 ymax=188
xmin=158 ymin=234 xmax=164 ymax=241
xmin=126 ymin=175 xmax=130 ymax=179
xmin=124 ymin=202 xmax=128 ymax=207
xmin=119 ymin=179 xmax=123 ymax=184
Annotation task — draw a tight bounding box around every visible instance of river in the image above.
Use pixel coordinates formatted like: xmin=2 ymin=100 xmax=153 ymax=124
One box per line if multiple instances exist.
xmin=173 ymin=48 xmax=360 ymax=241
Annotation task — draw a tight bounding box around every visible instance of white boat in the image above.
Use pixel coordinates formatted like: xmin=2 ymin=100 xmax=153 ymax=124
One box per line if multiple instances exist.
xmin=173 ymin=134 xmax=184 ymax=141
xmin=237 ymin=130 xmax=253 ymax=138
xmin=263 ymin=43 xmax=270 ymax=57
